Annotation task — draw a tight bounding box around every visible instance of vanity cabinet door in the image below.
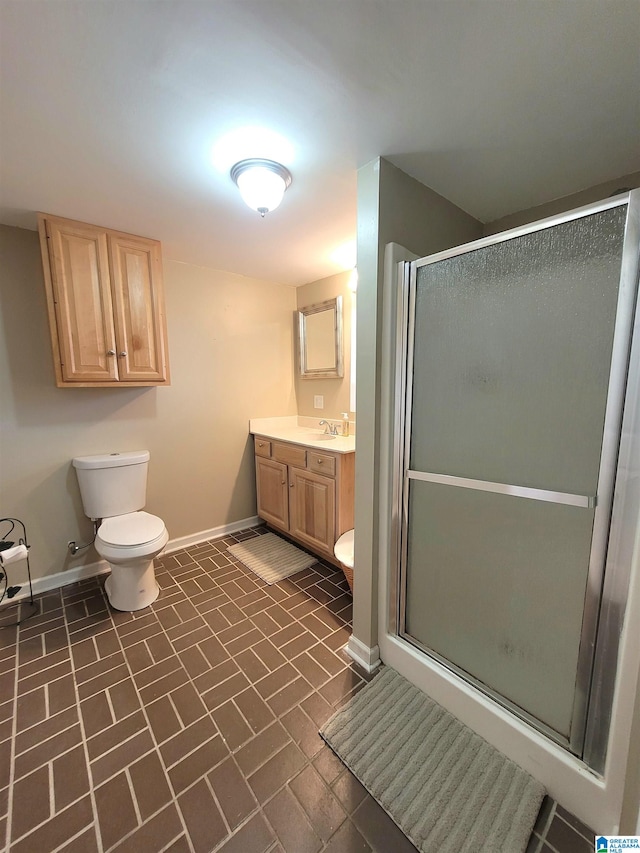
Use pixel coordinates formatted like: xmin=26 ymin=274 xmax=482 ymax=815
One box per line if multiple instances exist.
xmin=256 ymin=457 xmax=289 ymax=530
xmin=288 ymin=467 xmax=336 ymax=556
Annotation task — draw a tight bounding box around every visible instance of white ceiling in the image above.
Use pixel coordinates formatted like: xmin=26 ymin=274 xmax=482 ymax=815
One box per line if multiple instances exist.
xmin=1 ymin=1 xmax=638 ymax=286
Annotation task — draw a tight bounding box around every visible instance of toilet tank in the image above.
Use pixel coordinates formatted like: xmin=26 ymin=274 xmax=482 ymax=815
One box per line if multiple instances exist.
xmin=72 ymin=451 xmax=150 ymax=519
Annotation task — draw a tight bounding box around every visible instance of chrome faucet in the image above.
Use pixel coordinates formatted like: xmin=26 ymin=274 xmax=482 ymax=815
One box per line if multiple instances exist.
xmin=319 ymin=420 xmax=339 ymax=435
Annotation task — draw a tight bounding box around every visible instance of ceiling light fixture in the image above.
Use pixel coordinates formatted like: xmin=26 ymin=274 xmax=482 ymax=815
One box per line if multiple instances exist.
xmin=230 ymin=158 xmax=292 ymax=217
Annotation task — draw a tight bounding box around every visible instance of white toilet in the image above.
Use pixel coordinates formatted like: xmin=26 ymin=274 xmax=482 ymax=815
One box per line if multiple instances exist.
xmin=72 ymin=451 xmax=168 ymax=611
xmin=334 ymin=528 xmax=354 ymax=593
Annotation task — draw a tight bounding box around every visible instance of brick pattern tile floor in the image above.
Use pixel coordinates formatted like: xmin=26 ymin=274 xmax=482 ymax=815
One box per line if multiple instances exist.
xmin=0 ymin=525 xmax=596 ymax=852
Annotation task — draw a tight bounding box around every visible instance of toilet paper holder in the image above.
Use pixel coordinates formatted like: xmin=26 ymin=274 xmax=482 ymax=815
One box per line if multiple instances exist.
xmin=0 ymin=517 xmax=35 ymax=626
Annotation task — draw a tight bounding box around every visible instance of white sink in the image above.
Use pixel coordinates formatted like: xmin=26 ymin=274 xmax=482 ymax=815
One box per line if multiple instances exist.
xmin=303 ymin=432 xmax=336 ymax=441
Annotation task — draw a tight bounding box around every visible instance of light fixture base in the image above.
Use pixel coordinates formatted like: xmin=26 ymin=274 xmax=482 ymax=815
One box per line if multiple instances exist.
xmin=230 ymin=158 xmax=292 ymax=189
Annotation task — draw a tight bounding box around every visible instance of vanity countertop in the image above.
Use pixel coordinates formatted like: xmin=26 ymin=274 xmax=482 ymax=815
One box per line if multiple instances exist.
xmin=249 ymin=416 xmax=355 ymax=454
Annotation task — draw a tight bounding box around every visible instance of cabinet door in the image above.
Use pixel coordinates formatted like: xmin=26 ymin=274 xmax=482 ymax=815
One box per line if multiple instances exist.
xmin=288 ymin=467 xmax=336 ymax=555
xmin=45 ymin=218 xmax=118 ymax=382
xmin=256 ymin=457 xmax=289 ymax=530
xmin=109 ymin=234 xmax=169 ymax=382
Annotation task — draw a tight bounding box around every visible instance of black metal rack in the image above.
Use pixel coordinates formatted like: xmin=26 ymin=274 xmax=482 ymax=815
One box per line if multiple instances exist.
xmin=0 ymin=517 xmax=36 ymax=626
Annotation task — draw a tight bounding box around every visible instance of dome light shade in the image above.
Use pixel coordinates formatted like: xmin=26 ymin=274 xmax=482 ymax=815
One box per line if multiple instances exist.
xmin=230 ymin=158 xmax=292 ymax=217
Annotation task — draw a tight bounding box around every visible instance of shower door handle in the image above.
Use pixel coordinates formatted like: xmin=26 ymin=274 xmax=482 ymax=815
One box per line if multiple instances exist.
xmin=407 ymin=470 xmax=597 ymax=509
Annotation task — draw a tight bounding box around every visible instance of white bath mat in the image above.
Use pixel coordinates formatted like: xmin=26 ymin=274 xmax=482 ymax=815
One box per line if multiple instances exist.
xmin=321 ymin=667 xmax=545 ymax=853
xmin=228 ymin=533 xmax=317 ymax=584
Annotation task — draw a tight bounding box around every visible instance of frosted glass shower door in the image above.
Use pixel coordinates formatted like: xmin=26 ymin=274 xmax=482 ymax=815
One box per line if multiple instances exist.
xmin=401 ymin=204 xmax=631 ymax=751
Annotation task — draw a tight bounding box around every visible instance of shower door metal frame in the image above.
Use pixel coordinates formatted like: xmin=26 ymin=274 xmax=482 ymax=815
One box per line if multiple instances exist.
xmin=391 ymin=190 xmax=640 ymax=770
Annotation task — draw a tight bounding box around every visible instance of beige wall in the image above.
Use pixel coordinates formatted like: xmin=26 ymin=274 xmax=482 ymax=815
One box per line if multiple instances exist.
xmin=0 ymin=224 xmax=297 ymax=584
xmin=353 ymin=158 xmax=482 ymax=648
xmin=484 ymin=171 xmax=640 ymax=235
xmin=378 ymin=159 xmax=483 ymax=259
xmin=294 ymin=270 xmax=353 ymax=421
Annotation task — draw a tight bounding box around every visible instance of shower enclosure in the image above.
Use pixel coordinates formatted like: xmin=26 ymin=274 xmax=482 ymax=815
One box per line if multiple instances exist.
xmin=390 ymin=192 xmax=640 ymax=773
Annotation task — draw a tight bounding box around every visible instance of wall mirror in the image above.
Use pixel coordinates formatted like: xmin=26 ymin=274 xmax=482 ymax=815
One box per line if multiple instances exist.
xmin=297 ymin=296 xmax=343 ymax=378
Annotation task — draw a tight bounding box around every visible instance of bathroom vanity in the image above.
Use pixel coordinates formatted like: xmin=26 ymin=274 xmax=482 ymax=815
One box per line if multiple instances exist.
xmin=250 ymin=418 xmax=355 ymax=566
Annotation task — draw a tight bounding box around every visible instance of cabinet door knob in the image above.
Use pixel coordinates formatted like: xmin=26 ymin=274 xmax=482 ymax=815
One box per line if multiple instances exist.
xmin=118 ymin=351 xmax=127 ymax=357
xmin=258 ymin=442 xmax=264 ymax=447
xmin=106 ymin=350 xmax=116 ymax=356
xmin=289 ymin=483 xmax=294 ymax=488
xmin=317 ymin=458 xmax=322 ymax=463
xmin=281 ymin=480 xmax=285 ymax=485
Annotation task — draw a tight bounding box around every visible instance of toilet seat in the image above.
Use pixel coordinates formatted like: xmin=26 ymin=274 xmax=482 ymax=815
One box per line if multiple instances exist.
xmin=98 ymin=511 xmax=166 ymax=548
xmin=96 ymin=511 xmax=168 ymax=565
xmin=334 ymin=529 xmax=354 ymax=569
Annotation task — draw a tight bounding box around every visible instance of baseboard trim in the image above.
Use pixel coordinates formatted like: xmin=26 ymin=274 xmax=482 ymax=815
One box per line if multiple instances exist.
xmin=7 ymin=559 xmax=111 ymax=604
xmin=162 ymin=516 xmax=261 ymax=555
xmin=4 ymin=515 xmax=262 ymax=604
xmin=346 ymin=635 xmax=382 ymax=674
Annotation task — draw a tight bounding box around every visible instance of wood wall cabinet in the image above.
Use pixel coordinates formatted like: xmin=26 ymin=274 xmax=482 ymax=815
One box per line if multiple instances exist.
xmin=38 ymin=213 xmax=170 ymax=387
xmin=254 ymin=436 xmax=354 ymax=564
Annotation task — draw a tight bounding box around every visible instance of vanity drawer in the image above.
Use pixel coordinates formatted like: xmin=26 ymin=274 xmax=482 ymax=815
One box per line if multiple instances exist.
xmin=273 ymin=442 xmax=307 ymax=468
xmin=254 ymin=437 xmax=272 ymax=458
xmin=307 ymin=452 xmax=336 ymax=477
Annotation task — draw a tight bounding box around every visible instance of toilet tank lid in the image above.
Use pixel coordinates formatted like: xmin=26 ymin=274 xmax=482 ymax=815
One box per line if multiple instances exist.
xmin=72 ymin=451 xmax=150 ymax=469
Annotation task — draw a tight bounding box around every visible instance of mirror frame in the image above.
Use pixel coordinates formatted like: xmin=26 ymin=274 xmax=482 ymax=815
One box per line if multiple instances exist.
xmin=297 ymin=296 xmax=344 ymax=379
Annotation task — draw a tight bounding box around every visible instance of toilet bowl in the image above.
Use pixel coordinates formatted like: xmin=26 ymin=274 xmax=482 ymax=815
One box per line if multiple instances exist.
xmin=96 ymin=511 xmax=168 ymax=611
xmin=72 ymin=451 xmax=168 ymax=612
xmin=334 ymin=528 xmax=354 ymax=593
